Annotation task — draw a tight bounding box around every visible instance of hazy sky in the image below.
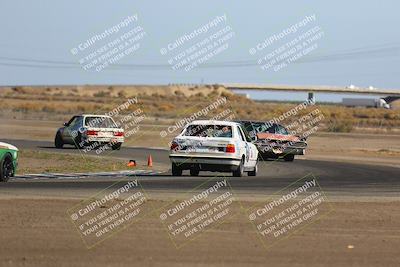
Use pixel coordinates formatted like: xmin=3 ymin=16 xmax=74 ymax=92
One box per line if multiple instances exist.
xmin=1 ymin=0 xmax=399 ymax=88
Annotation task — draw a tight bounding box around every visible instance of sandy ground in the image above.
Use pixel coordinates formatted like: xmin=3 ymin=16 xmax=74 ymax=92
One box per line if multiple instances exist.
xmin=305 ymin=133 xmax=400 ymax=167
xmin=0 ymin=197 xmax=399 ymax=267
xmin=1 ymin=118 xmax=399 ymax=266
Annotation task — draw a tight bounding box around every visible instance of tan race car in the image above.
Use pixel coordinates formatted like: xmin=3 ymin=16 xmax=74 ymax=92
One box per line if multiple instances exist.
xmin=237 ymin=120 xmax=307 ymax=162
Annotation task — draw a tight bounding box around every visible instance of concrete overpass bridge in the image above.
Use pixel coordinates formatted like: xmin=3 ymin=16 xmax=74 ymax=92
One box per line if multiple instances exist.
xmin=222 ymin=83 xmax=400 ymax=103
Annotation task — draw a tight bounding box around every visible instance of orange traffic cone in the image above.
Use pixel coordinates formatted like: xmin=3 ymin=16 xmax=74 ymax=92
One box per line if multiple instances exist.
xmin=147 ymin=155 xmax=153 ymax=167
xmin=127 ymin=160 xmax=136 ymax=167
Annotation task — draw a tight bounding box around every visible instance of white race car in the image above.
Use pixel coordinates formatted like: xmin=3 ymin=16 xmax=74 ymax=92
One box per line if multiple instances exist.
xmin=169 ymin=120 xmax=258 ymax=177
xmin=55 ymin=114 xmax=124 ymax=150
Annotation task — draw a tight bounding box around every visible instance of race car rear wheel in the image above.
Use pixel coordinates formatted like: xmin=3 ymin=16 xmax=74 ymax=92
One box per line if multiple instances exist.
xmin=233 ymin=158 xmax=244 ymax=177
xmin=248 ymin=162 xmax=257 ymax=176
xmin=74 ymin=133 xmax=85 ymax=149
xmin=190 ymin=168 xmax=199 ymax=176
xmin=54 ymin=132 xmax=64 ymax=149
xmin=0 ymin=154 xmax=13 ymax=182
xmin=171 ymin=163 xmax=182 ymax=176
xmin=112 ymin=143 xmax=122 ymax=150
xmin=284 ymin=154 xmax=295 ymax=162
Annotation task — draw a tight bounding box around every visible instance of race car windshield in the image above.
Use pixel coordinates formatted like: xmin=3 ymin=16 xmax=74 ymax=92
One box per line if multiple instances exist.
xmin=184 ymin=125 xmax=233 ymax=138
xmin=264 ymin=124 xmax=288 ymax=134
xmin=266 ymin=125 xmax=277 ymax=133
xmin=252 ymin=122 xmax=269 ymax=133
xmin=85 ymin=117 xmax=117 ymax=128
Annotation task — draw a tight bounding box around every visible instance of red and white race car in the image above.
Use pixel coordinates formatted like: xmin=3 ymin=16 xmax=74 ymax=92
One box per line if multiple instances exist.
xmin=237 ymin=120 xmax=307 ymax=162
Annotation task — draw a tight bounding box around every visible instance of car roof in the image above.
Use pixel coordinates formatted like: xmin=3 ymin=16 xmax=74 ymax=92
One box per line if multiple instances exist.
xmin=189 ymin=120 xmax=240 ymax=127
xmin=235 ymin=120 xmax=267 ymax=124
xmin=79 ymin=114 xmax=112 ymax=118
xmin=236 ymin=120 xmax=281 ymax=127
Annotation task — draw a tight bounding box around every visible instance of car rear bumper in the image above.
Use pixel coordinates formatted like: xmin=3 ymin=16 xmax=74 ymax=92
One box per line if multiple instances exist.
xmin=85 ymin=136 xmax=124 ymax=143
xmin=169 ymin=155 xmax=241 ymax=171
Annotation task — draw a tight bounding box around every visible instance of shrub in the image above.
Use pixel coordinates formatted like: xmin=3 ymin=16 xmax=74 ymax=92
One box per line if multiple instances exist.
xmin=327 ymin=120 xmax=353 ymax=132
xmin=118 ymin=91 xmax=127 ymax=98
xmin=158 ymin=103 xmax=175 ymax=112
xmin=93 ymin=91 xmax=110 ymax=97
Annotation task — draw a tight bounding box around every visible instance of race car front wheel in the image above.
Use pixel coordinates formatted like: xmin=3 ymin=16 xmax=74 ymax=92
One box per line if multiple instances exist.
xmin=284 ymin=154 xmax=295 ymax=162
xmin=55 ymin=132 xmax=64 ymax=148
xmin=0 ymin=154 xmax=14 ymax=182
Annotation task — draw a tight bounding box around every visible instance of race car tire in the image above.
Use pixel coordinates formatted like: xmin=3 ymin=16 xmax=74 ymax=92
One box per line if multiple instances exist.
xmin=0 ymin=154 xmax=13 ymax=182
xmin=190 ymin=168 xmax=199 ymax=176
xmin=171 ymin=163 xmax=182 ymax=176
xmin=233 ymin=158 xmax=244 ymax=177
xmin=248 ymin=162 xmax=257 ymax=176
xmin=258 ymin=153 xmax=268 ymax=161
xmin=112 ymin=143 xmax=122 ymax=150
xmin=54 ymin=132 xmax=64 ymax=149
xmin=74 ymin=133 xmax=85 ymax=149
xmin=284 ymin=154 xmax=295 ymax=162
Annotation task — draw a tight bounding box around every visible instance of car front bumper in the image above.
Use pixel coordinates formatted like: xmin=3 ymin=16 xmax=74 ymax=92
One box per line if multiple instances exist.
xmin=257 ymin=146 xmax=305 ymax=156
xmin=255 ymin=140 xmax=306 ymax=156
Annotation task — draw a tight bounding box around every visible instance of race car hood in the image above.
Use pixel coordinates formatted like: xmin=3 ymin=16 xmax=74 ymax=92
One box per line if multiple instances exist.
xmin=256 ymin=133 xmax=300 ymax=142
xmin=0 ymin=142 xmax=18 ymax=151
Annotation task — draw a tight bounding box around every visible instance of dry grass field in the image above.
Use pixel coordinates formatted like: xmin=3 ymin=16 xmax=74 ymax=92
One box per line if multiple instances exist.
xmin=0 ymin=85 xmax=399 ymax=133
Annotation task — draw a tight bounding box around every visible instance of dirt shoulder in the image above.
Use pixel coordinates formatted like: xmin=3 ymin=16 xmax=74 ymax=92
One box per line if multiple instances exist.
xmin=0 ymin=198 xmax=398 ymax=267
xmin=17 ymin=150 xmax=166 ymax=174
xmin=305 ymin=132 xmax=400 ymax=167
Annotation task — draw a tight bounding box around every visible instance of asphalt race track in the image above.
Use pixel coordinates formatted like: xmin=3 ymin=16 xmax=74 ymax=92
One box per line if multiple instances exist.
xmin=2 ymin=139 xmax=400 ymax=198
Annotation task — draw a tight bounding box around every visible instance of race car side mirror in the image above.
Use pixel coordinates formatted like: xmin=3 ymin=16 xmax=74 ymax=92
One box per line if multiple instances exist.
xmin=63 ymin=122 xmax=68 ymax=126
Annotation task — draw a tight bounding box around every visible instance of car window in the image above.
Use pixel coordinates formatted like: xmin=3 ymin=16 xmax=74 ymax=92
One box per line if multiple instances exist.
xmin=276 ymin=125 xmax=288 ymax=135
xmin=237 ymin=126 xmax=245 ymax=141
xmin=183 ymin=124 xmax=232 ymax=138
xmin=239 ymin=126 xmax=252 ymax=142
xmin=67 ymin=116 xmax=80 ymax=128
xmin=252 ymin=122 xmax=269 ymax=133
xmin=242 ymin=122 xmax=256 ymax=139
xmin=266 ymin=124 xmax=278 ymax=133
xmin=242 ymin=122 xmax=254 ymax=132
xmin=264 ymin=124 xmax=288 ymax=134
xmin=66 ymin=116 xmax=77 ymax=127
xmin=85 ymin=116 xmax=117 ymax=128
